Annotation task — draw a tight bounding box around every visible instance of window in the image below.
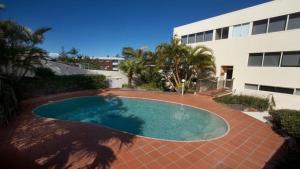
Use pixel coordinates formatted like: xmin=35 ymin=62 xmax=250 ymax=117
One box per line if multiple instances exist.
xmin=287 ymin=12 xmax=300 ymax=30
xmin=232 ymin=23 xmax=250 ymax=37
xmin=268 ymin=15 xmax=287 ymax=32
xmin=259 ymin=85 xmax=294 ymax=94
xmin=296 ymin=89 xmax=300 ymax=96
xmin=281 ymin=51 xmax=300 ymax=67
xmin=245 ymin=83 xmax=258 ymax=90
xmin=188 ymin=34 xmax=195 ymax=44
xmin=204 ymin=30 xmax=213 ymax=41
xmin=252 ymin=19 xmax=268 ymax=35
xmin=215 ymin=27 xmax=229 ymax=40
xmin=196 ymin=32 xmax=204 ymax=42
xmin=181 ymin=36 xmax=187 ymax=44
xmin=263 ymin=52 xmax=281 ymax=67
xmin=232 ymin=25 xmax=241 ymax=37
xmin=248 ymin=53 xmax=263 ymax=66
xmin=215 ymin=29 xmax=222 ymax=40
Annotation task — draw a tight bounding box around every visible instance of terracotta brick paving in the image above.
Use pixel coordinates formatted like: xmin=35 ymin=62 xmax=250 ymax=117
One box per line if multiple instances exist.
xmin=0 ymin=90 xmax=285 ymax=169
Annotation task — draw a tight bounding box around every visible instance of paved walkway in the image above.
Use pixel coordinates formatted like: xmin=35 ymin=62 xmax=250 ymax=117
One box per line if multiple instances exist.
xmin=0 ymin=90 xmax=285 ymax=169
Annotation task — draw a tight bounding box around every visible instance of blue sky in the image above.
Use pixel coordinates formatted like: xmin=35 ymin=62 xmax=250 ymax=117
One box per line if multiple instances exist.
xmin=1 ymin=0 xmax=267 ymax=57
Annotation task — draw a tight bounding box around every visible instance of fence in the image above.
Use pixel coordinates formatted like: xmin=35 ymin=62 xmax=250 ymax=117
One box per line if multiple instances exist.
xmin=197 ymin=78 xmax=234 ymax=92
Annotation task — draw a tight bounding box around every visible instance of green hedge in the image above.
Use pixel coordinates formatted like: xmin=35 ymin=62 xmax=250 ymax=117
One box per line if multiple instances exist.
xmin=214 ymin=94 xmax=269 ymax=111
xmin=17 ymin=74 xmax=108 ymax=99
xmin=270 ymin=109 xmax=300 ymax=138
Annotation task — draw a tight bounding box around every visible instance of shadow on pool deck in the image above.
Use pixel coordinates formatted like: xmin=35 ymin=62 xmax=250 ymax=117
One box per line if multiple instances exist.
xmin=0 ymin=92 xmax=144 ymax=169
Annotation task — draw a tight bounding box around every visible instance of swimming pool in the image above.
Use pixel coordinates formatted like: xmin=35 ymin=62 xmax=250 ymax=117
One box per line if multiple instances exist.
xmin=33 ymin=96 xmax=229 ymax=141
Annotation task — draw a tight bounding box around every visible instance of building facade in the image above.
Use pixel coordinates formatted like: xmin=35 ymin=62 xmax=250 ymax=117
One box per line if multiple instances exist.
xmin=174 ymin=0 xmax=300 ymax=109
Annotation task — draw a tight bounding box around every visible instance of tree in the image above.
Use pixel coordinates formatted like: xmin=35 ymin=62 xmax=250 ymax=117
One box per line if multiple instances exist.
xmin=155 ymin=38 xmax=215 ymax=91
xmin=68 ymin=47 xmax=79 ymax=58
xmin=118 ymin=60 xmax=136 ymax=86
xmin=119 ymin=47 xmax=152 ymax=85
xmin=0 ymin=20 xmax=51 ymax=81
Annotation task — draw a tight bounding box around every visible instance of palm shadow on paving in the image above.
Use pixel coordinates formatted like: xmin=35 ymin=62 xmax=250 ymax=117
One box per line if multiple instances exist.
xmin=0 ymin=92 xmax=144 ymax=169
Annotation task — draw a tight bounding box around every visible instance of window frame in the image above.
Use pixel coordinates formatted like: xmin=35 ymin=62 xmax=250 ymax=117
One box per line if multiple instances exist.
xmin=268 ymin=15 xmax=288 ymax=33
xmin=263 ymin=52 xmax=281 ymax=67
xmin=252 ymin=19 xmax=268 ymax=35
xmin=281 ymin=51 xmax=300 ymax=67
xmin=248 ymin=53 xmax=263 ymax=67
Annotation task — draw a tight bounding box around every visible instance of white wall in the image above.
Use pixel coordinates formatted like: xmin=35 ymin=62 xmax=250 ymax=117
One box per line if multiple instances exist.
xmin=43 ymin=61 xmax=128 ymax=88
xmin=174 ymin=0 xmax=300 ymax=109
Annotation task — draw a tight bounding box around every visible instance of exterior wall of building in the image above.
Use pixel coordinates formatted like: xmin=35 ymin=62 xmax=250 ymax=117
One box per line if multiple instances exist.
xmin=174 ymin=0 xmax=300 ymax=109
xmin=43 ymin=61 xmax=128 ymax=88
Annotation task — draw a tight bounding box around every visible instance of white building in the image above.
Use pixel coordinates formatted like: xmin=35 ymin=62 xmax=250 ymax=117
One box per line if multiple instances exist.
xmin=174 ymin=0 xmax=300 ymax=109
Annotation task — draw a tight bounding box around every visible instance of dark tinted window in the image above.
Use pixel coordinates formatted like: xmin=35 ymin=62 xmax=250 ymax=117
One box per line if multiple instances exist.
xmin=215 ymin=27 xmax=229 ymax=40
xmin=245 ymin=83 xmax=258 ymax=90
xmin=252 ymin=19 xmax=268 ymax=35
xmin=222 ymin=27 xmax=229 ymax=39
xmin=281 ymin=51 xmax=300 ymax=67
xmin=288 ymin=12 xmax=300 ymax=30
xmin=181 ymin=36 xmax=187 ymax=44
xmin=204 ymin=30 xmax=213 ymax=41
xmin=263 ymin=52 xmax=281 ymax=67
xmin=268 ymin=15 xmax=287 ymax=32
xmin=188 ymin=34 xmax=195 ymax=44
xmin=259 ymin=85 xmax=294 ymax=94
xmin=248 ymin=53 xmax=263 ymax=66
xmin=196 ymin=32 xmax=204 ymax=42
xmin=215 ymin=29 xmax=222 ymax=40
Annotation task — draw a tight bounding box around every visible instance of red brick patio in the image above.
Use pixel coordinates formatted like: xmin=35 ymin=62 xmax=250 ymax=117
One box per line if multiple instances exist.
xmin=0 ymin=90 xmax=285 ymax=169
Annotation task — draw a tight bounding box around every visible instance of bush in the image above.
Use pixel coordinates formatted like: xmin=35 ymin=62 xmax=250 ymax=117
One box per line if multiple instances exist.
xmin=214 ymin=94 xmax=269 ymax=111
xmin=0 ymin=78 xmax=18 ymax=126
xmin=270 ymin=109 xmax=300 ymax=138
xmin=122 ymin=84 xmax=134 ymax=88
xmin=17 ymin=75 xmax=108 ymax=99
xmin=34 ymin=67 xmax=55 ymax=78
xmin=138 ymin=82 xmax=160 ymax=91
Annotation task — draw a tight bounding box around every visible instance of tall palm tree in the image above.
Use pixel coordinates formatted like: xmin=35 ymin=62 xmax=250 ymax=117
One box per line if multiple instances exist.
xmin=0 ymin=20 xmax=51 ymax=81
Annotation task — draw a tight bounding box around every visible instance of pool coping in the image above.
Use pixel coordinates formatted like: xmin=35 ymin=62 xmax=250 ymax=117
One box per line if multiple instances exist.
xmin=31 ymin=95 xmax=230 ymax=143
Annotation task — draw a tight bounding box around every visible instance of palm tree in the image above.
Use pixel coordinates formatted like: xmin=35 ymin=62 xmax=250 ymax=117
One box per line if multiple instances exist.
xmin=155 ymin=38 xmax=215 ymax=91
xmin=119 ymin=47 xmax=152 ymax=86
xmin=155 ymin=38 xmax=188 ymax=89
xmin=185 ymin=45 xmax=216 ymax=87
xmin=118 ymin=60 xmax=136 ymax=86
xmin=0 ymin=20 xmax=51 ymax=81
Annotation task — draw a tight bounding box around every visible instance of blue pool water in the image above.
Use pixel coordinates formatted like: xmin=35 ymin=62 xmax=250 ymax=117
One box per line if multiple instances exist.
xmin=33 ymin=96 xmax=228 ymax=141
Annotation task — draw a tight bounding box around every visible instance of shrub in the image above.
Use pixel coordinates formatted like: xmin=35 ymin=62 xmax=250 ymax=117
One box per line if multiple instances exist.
xmin=0 ymin=78 xmax=18 ymax=126
xmin=122 ymin=84 xmax=134 ymax=88
xmin=270 ymin=109 xmax=300 ymax=138
xmin=17 ymin=75 xmax=108 ymax=99
xmin=214 ymin=94 xmax=269 ymax=111
xmin=34 ymin=67 xmax=55 ymax=78
xmin=138 ymin=82 xmax=160 ymax=91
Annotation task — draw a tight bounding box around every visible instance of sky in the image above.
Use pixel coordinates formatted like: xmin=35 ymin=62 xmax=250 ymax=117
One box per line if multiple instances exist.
xmin=1 ymin=0 xmax=268 ymax=57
